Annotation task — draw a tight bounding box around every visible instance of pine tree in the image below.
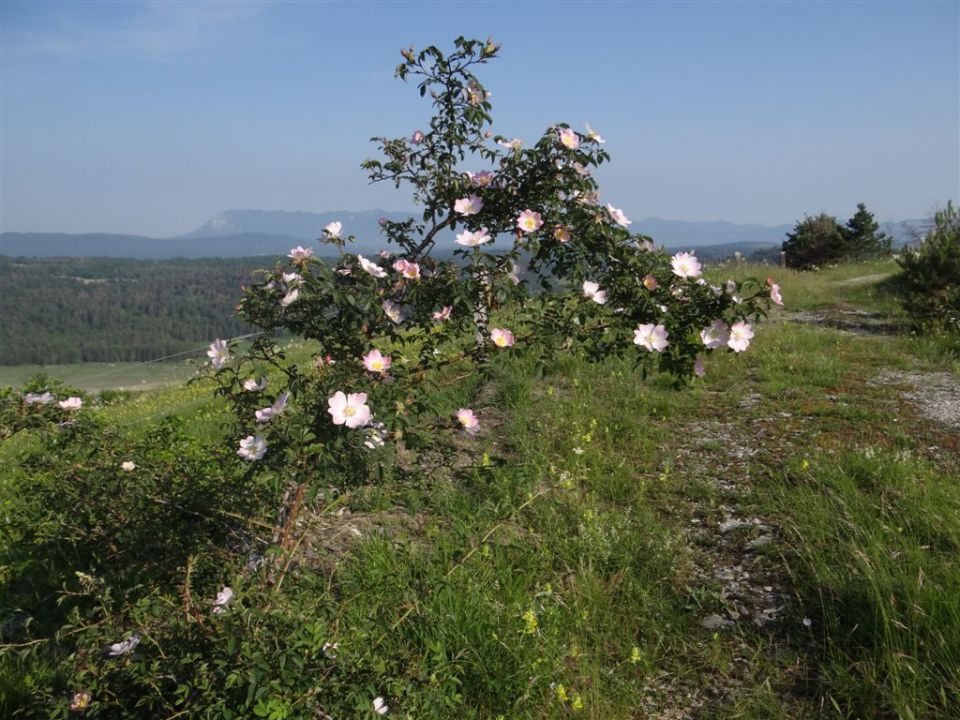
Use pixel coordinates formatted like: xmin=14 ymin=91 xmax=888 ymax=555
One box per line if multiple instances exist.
xmin=896 ymin=201 xmax=960 ymax=328
xmin=843 ymin=202 xmax=892 ymax=260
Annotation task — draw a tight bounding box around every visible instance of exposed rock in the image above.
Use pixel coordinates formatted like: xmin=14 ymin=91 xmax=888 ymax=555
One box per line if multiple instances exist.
xmin=701 ymin=614 xmax=734 ymax=630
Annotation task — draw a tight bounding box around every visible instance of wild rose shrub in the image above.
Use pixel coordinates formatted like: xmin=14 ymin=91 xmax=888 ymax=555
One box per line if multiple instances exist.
xmin=0 ymin=376 xmax=90 ymax=440
xmin=215 ymin=37 xmax=779 ymax=493
xmin=1 ymin=38 xmax=783 ymax=719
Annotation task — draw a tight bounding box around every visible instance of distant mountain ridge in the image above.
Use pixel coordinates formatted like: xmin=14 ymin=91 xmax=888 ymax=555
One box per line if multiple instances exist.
xmin=183 ymin=209 xmax=412 ymax=242
xmin=0 ymin=232 xmax=309 ymax=260
xmin=1 ymin=209 xmax=925 ymax=259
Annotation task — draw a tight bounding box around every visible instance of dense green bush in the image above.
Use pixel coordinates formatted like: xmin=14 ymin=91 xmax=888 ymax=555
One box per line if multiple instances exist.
xmin=896 ymin=201 xmax=960 ymax=329
xmin=782 ymin=213 xmax=847 ymax=269
xmin=783 ymin=203 xmax=891 ymax=269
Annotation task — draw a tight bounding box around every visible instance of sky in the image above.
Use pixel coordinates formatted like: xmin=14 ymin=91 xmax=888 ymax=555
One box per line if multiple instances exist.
xmin=1 ymin=0 xmax=958 ymax=237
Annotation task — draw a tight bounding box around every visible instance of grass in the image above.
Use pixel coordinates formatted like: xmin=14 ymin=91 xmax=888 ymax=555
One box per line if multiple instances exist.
xmin=2 ymin=263 xmax=958 ymax=718
xmin=0 ymin=359 xmax=200 ymax=392
xmin=710 ymin=258 xmax=900 ymax=313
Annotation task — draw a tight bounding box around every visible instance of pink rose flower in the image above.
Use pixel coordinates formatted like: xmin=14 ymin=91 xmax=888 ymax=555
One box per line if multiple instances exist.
xmin=328 ymin=391 xmax=372 ymax=429
xmin=700 ymin=320 xmax=730 ymax=349
xmin=358 ymin=255 xmax=387 ymax=278
xmin=363 ymin=349 xmax=392 ymax=374
xmin=585 ymin=121 xmax=605 ymax=143
xmin=606 ymin=204 xmax=632 ymax=227
xmin=558 ymin=127 xmax=579 ymax=149
xmin=392 ymin=258 xmax=421 ymax=280
xmin=694 ymin=356 xmax=706 ymax=377
xmin=456 ymin=229 xmax=492 ymax=247
xmin=767 ymin=278 xmax=784 ymax=306
xmin=670 ymin=251 xmax=702 ymax=279
xmin=582 ymin=280 xmax=607 ymax=304
xmin=517 ymin=209 xmax=543 ymax=233
xmin=237 ymin=435 xmax=267 ymax=460
xmin=633 ymin=324 xmax=669 ymax=352
xmin=288 ymin=246 xmax=313 ymax=261
xmin=490 ymin=327 xmax=515 ymax=348
xmin=456 ymin=408 xmax=479 ymax=435
xmin=727 ymin=321 xmax=754 ymax=353
xmin=454 ymin=195 xmax=483 ymax=215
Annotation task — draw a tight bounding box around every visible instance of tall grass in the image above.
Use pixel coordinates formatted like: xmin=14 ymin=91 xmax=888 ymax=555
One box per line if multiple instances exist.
xmin=769 ymin=450 xmax=960 ymax=718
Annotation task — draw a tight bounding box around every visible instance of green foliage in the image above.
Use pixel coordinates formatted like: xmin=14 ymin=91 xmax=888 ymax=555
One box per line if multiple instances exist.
xmin=0 ymin=375 xmax=89 ymax=440
xmin=783 ymin=203 xmax=891 ymax=269
xmin=844 ymin=202 xmax=892 ymax=260
xmin=0 ymin=257 xmax=258 ymax=365
xmin=782 ymin=212 xmax=846 ymax=269
xmin=225 ymin=35 xmax=774 ymax=527
xmin=771 ymin=449 xmax=960 ymax=719
xmin=1 ymin=262 xmax=957 ymax=718
xmin=896 ymin=201 xmax=960 ymax=330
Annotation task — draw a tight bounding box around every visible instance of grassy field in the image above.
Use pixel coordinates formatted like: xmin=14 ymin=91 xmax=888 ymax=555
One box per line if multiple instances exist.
xmin=0 ymin=359 xmax=200 ymax=392
xmin=2 ymin=261 xmax=958 ymax=718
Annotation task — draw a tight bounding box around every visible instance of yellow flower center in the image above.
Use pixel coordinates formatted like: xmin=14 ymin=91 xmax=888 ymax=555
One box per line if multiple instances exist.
xmin=344 ymin=407 xmax=355 ymax=416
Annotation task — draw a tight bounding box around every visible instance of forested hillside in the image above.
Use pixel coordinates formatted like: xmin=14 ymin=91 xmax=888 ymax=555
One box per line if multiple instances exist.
xmin=0 ymin=257 xmax=274 ymax=364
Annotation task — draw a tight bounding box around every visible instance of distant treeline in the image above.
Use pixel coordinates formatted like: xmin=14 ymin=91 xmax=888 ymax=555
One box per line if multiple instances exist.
xmin=0 ymin=244 xmax=790 ymax=366
xmin=0 ymin=256 xmax=283 ymax=365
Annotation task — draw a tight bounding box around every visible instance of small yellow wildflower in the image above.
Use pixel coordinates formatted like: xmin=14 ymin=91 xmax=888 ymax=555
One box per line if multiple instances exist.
xmin=521 ymin=609 xmax=538 ymax=635
xmin=630 ymin=646 xmax=642 ymax=664
xmin=555 ymin=683 xmax=568 ymax=702
xmin=572 ymin=693 xmax=584 ymax=710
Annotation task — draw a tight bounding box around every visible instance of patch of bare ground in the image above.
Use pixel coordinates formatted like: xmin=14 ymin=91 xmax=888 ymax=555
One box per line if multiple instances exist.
xmin=782 ymin=308 xmax=898 ymax=336
xmin=288 ymin=379 xmax=515 ymax=575
xmin=870 ymin=369 xmax=960 ymax=431
xmin=658 ymin=393 xmax=813 ymax=716
xmin=652 ymin=359 xmax=958 ymax=716
xmin=835 ymin=272 xmax=893 ymax=286
xmin=296 ymin=507 xmax=428 ymax=574
xmin=633 ymin=676 xmax=706 ymax=719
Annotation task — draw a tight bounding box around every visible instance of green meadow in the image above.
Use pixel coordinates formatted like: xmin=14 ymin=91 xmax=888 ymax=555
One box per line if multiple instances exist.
xmin=2 ymin=261 xmax=958 ymax=718
xmin=0 ymin=359 xmax=199 ymax=393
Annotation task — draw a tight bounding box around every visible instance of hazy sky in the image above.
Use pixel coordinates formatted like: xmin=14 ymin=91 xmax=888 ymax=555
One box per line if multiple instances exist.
xmin=2 ymin=0 xmax=957 ymax=237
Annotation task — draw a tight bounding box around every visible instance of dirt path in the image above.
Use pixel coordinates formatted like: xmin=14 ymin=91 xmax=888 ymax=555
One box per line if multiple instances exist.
xmin=781 ymin=308 xmax=898 ymax=336
xmin=870 ymin=369 xmax=960 ymax=430
xmin=644 ymin=389 xmax=813 ymax=717
xmin=659 ymin=302 xmax=958 ymax=717
xmin=835 ymin=272 xmax=893 ymax=286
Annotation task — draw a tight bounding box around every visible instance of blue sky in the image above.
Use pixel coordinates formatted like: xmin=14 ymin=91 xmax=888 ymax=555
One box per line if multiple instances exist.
xmin=2 ymin=0 xmax=957 ymax=237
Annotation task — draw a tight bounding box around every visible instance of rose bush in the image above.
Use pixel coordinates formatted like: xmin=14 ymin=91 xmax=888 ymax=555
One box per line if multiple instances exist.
xmin=1 ymin=37 xmax=787 ymax=719
xmin=210 ymin=37 xmax=780 ymax=510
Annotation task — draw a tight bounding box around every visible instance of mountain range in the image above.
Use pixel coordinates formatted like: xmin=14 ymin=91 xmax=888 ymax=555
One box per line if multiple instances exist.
xmin=0 ymin=209 xmax=924 ymax=260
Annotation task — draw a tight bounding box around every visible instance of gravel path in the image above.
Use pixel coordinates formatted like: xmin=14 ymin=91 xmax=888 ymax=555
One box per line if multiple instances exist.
xmin=871 ymin=369 xmax=960 ymax=430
